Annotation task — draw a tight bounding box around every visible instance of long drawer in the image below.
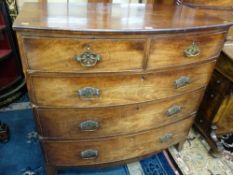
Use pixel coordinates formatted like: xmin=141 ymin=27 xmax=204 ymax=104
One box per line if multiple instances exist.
xmin=29 ymin=61 xmax=215 ymax=107
xmin=22 ymin=31 xmax=224 ymax=73
xmin=35 ymin=89 xmax=203 ymax=139
xmin=42 ymin=116 xmax=193 ymax=166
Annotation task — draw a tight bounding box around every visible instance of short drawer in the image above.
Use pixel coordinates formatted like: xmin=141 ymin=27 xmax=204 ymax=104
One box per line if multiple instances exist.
xmin=147 ymin=31 xmax=224 ymax=70
xmin=42 ymin=116 xmax=193 ymax=166
xmin=36 ymin=89 xmax=204 ymax=139
xmin=24 ymin=37 xmax=145 ymax=72
xmin=30 ymin=61 xmax=215 ymax=107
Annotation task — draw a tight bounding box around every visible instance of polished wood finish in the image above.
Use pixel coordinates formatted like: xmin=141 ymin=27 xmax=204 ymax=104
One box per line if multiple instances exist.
xmin=24 ymin=38 xmax=145 ymax=72
xmin=13 ymin=1 xmax=233 ymax=174
xmin=36 ymin=89 xmax=204 ymax=139
xmin=148 ymin=31 xmax=225 ymax=69
xmin=13 ymin=3 xmax=233 ymax=33
xmin=195 ymin=43 xmax=233 ymax=157
xmin=183 ymin=0 xmax=233 ymax=9
xmin=22 ymin=30 xmax=225 ymax=73
xmin=30 ymin=62 xmax=215 ymax=108
xmin=43 ymin=116 xmax=194 ymax=166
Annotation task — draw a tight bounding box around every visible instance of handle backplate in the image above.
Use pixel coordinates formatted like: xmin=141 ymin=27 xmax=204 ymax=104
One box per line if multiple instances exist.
xmin=75 ymin=45 xmax=101 ymax=67
xmin=175 ymin=76 xmax=190 ymax=88
xmin=80 ymin=120 xmax=99 ymax=131
xmin=166 ymin=105 xmax=182 ymax=116
xmin=160 ymin=133 xmax=174 ymax=143
xmin=78 ymin=87 xmax=100 ymax=99
xmin=80 ymin=149 xmax=98 ymax=159
xmin=184 ymin=42 xmax=200 ymax=58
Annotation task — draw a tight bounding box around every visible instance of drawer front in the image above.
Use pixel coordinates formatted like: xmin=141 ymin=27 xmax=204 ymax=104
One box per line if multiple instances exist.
xmin=36 ymin=89 xmax=204 ymax=139
xmin=42 ymin=117 xmax=193 ymax=166
xmin=24 ymin=38 xmax=145 ymax=72
xmin=147 ymin=32 xmax=224 ymax=70
xmin=30 ymin=62 xmax=215 ymax=107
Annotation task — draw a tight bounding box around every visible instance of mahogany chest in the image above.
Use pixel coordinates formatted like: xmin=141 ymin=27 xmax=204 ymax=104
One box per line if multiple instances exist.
xmin=13 ymin=1 xmax=233 ymax=174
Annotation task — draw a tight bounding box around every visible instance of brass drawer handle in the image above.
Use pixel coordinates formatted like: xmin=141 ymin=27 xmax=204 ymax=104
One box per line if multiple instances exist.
xmin=75 ymin=45 xmax=101 ymax=67
xmin=175 ymin=76 xmax=190 ymax=88
xmin=78 ymin=87 xmax=101 ymax=99
xmin=166 ymin=105 xmax=182 ymax=116
xmin=184 ymin=42 xmax=200 ymax=58
xmin=160 ymin=133 xmax=174 ymax=143
xmin=80 ymin=149 xmax=98 ymax=159
xmin=80 ymin=120 xmax=99 ymax=131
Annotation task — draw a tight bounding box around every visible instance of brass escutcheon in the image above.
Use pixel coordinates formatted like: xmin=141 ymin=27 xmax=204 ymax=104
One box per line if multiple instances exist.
xmin=78 ymin=87 xmax=101 ymax=99
xmin=75 ymin=45 xmax=101 ymax=67
xmin=80 ymin=149 xmax=98 ymax=159
xmin=184 ymin=42 xmax=200 ymax=57
xmin=80 ymin=120 xmax=99 ymax=131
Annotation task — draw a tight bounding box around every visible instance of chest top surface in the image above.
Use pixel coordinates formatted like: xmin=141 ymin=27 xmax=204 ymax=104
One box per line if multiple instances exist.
xmin=13 ymin=2 xmax=233 ymax=34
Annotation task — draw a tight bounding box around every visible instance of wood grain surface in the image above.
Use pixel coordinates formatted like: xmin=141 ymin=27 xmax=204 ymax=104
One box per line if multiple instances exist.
xmin=42 ymin=116 xmax=194 ymax=166
xmin=13 ymin=2 xmax=233 ymax=33
xmin=12 ymin=0 xmax=233 ymax=171
xmin=21 ymin=30 xmax=225 ymax=73
xmin=24 ymin=38 xmax=145 ymax=72
xmin=35 ymin=89 xmax=204 ymax=139
xmin=183 ymin=0 xmax=233 ymax=9
xmin=29 ymin=61 xmax=215 ymax=107
xmin=148 ymin=31 xmax=225 ymax=69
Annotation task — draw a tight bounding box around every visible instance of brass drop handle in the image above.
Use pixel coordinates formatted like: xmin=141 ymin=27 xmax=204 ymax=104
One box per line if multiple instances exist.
xmin=166 ymin=105 xmax=182 ymax=116
xmin=75 ymin=45 xmax=102 ymax=67
xmin=160 ymin=133 xmax=174 ymax=143
xmin=80 ymin=120 xmax=99 ymax=131
xmin=175 ymin=76 xmax=190 ymax=88
xmin=184 ymin=42 xmax=200 ymax=58
xmin=78 ymin=87 xmax=101 ymax=99
xmin=80 ymin=149 xmax=98 ymax=159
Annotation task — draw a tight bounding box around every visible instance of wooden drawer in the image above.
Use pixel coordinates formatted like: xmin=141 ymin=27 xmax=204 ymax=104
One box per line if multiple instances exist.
xmin=147 ymin=31 xmax=224 ymax=70
xmin=24 ymin=37 xmax=145 ymax=73
xmin=30 ymin=61 xmax=215 ymax=107
xmin=42 ymin=116 xmax=193 ymax=166
xmin=36 ymin=89 xmax=204 ymax=139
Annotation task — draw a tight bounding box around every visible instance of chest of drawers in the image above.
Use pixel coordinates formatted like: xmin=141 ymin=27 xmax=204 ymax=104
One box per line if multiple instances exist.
xmin=13 ymin=2 xmax=233 ymax=174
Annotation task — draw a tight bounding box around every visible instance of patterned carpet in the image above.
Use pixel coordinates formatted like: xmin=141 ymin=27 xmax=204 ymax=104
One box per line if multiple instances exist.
xmin=0 ymin=93 xmax=179 ymax=175
xmin=169 ymin=129 xmax=233 ymax=175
